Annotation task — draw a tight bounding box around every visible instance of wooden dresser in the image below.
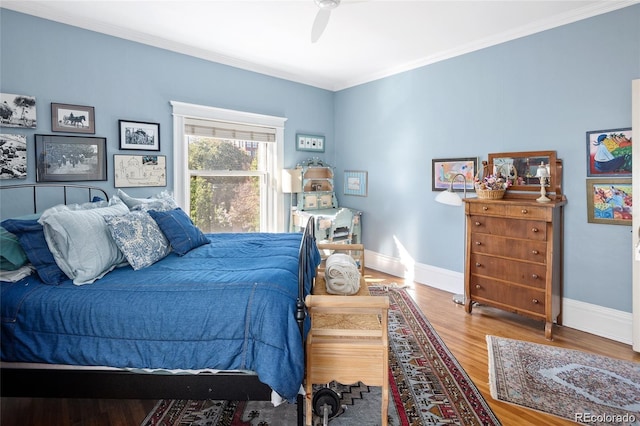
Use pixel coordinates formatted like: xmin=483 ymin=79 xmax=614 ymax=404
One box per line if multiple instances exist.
xmin=463 ymin=194 xmax=566 ymax=339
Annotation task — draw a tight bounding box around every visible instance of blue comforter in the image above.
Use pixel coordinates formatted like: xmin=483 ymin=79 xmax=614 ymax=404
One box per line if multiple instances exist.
xmin=1 ymin=232 xmax=320 ymax=401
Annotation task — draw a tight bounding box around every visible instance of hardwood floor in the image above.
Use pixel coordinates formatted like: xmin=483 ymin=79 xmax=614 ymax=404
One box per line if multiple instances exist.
xmin=2 ymin=268 xmax=638 ymax=425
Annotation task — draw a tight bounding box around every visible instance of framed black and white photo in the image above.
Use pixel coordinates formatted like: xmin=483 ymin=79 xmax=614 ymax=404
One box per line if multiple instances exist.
xmin=51 ymin=103 xmax=95 ymax=134
xmin=35 ymin=134 xmax=107 ymax=182
xmin=0 ymin=134 xmax=27 ymax=179
xmin=1 ymin=93 xmax=37 ymax=128
xmin=114 ymin=154 xmax=167 ymax=187
xmin=119 ymin=120 xmax=160 ymax=151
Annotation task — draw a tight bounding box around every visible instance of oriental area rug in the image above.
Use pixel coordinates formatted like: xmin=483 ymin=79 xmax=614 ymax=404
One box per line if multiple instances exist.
xmin=487 ymin=335 xmax=640 ymax=425
xmin=141 ymin=286 xmax=500 ymax=426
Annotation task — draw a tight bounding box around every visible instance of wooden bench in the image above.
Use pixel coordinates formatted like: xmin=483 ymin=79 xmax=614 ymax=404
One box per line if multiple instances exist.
xmin=305 ymin=243 xmax=389 ymax=426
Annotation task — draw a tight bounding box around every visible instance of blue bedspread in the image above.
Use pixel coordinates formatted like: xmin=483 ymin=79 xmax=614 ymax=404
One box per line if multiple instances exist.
xmin=1 ymin=232 xmax=320 ymax=401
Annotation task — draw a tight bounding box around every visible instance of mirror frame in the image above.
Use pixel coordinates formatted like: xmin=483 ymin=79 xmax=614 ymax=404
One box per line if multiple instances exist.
xmin=487 ymin=150 xmax=562 ymax=195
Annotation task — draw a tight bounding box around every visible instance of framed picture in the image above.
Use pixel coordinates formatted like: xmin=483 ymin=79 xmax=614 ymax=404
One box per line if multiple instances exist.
xmin=51 ymin=103 xmax=95 ymax=134
xmin=432 ymin=157 xmax=478 ymax=191
xmin=114 ymin=154 xmax=167 ymax=187
xmin=1 ymin=93 xmax=37 ymax=128
xmin=586 ymin=128 xmax=632 ymax=177
xmin=35 ymin=134 xmax=107 ymax=182
xmin=586 ymin=178 xmax=632 ymax=225
xmin=119 ymin=120 xmax=160 ymax=151
xmin=296 ymin=133 xmax=325 ymax=152
xmin=344 ymin=170 xmax=368 ymax=196
xmin=0 ymin=134 xmax=27 ymax=179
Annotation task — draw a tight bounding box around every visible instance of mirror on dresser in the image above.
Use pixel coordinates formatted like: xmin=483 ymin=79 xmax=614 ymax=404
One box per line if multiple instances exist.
xmin=487 ymin=150 xmax=562 ymax=196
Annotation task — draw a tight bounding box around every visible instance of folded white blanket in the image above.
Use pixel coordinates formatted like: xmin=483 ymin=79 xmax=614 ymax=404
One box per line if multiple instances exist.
xmin=325 ymin=253 xmax=360 ymax=295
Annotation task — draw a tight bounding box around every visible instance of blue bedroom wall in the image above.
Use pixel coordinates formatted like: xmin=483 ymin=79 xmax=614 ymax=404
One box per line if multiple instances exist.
xmin=1 ymin=6 xmax=639 ymax=314
xmin=0 ymin=8 xmax=334 ymax=200
xmin=333 ymin=5 xmax=640 ymax=313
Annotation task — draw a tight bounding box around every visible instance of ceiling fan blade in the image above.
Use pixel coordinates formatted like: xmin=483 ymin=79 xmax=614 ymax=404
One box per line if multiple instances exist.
xmin=311 ymin=9 xmax=331 ymax=43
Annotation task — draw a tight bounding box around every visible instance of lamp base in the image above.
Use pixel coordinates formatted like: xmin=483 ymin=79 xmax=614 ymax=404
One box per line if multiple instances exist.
xmin=452 ymin=294 xmax=465 ymax=305
xmin=537 ymin=195 xmax=551 ymax=203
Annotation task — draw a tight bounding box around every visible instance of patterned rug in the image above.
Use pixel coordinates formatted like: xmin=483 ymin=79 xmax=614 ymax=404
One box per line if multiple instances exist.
xmin=487 ymin=335 xmax=640 ymax=425
xmin=141 ymin=286 xmax=500 ymax=425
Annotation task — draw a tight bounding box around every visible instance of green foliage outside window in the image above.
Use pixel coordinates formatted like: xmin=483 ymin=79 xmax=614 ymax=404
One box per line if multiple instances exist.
xmin=188 ymin=137 xmax=260 ymax=233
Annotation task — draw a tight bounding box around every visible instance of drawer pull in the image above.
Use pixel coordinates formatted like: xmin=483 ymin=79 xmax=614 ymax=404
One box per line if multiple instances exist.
xmin=532 ymin=274 xmax=539 ymax=279
xmin=531 ymin=250 xmax=539 ymax=255
xmin=475 ymin=241 xmax=481 ymax=245
xmin=475 ymin=284 xmax=481 ymax=289
xmin=532 ymin=299 xmax=539 ymax=304
xmin=475 ymin=221 xmax=481 ymax=226
xmin=475 ymin=262 xmax=481 ymax=267
xmin=482 ymin=206 xmax=488 ymax=211
xmin=521 ymin=209 xmax=528 ymax=214
xmin=531 ymin=227 xmax=539 ymax=233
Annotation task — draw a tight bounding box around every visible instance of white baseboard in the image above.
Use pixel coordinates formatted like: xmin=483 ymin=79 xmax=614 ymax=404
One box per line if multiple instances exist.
xmin=365 ymin=250 xmax=633 ymax=345
xmin=562 ymin=298 xmax=633 ymax=345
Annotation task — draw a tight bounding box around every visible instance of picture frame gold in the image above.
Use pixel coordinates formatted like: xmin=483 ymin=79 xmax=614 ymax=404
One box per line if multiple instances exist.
xmin=586 ymin=178 xmax=631 ymax=225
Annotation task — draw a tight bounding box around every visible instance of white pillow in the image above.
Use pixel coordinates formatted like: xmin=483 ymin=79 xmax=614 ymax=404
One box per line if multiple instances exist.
xmin=39 ymin=199 xmax=129 ymax=285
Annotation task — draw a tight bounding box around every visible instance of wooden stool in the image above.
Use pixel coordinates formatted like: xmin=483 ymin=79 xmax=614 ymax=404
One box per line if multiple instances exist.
xmin=305 ymin=243 xmax=389 ymax=426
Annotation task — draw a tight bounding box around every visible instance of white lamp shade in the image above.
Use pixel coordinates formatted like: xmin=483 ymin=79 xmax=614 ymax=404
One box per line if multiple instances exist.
xmin=435 ymin=190 xmax=463 ymax=206
xmin=282 ymin=169 xmax=302 ymax=193
xmin=535 ymin=163 xmax=549 ymax=178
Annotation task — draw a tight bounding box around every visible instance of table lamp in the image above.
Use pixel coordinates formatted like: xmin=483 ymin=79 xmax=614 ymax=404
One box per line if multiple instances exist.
xmin=535 ymin=162 xmax=551 ymax=203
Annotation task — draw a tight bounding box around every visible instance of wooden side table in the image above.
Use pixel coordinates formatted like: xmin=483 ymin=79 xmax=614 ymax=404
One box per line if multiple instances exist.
xmin=305 ymin=243 xmax=389 ymax=425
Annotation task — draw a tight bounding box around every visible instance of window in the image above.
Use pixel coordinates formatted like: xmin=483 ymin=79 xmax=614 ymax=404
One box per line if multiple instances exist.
xmin=171 ymin=101 xmax=287 ymax=232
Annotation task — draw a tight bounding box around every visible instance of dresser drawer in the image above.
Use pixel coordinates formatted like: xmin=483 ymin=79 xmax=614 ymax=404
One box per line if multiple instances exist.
xmin=468 ymin=203 xmax=506 ymax=216
xmin=505 ymin=205 xmax=551 ymax=220
xmin=469 ymin=253 xmax=547 ymax=288
xmin=469 ymin=233 xmax=547 ymax=263
xmin=469 ymin=276 xmax=546 ymax=316
xmin=469 ymin=215 xmax=547 ymax=240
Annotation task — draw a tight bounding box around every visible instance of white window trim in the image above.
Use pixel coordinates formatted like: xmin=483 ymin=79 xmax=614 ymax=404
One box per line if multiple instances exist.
xmin=170 ymin=101 xmax=287 ymax=232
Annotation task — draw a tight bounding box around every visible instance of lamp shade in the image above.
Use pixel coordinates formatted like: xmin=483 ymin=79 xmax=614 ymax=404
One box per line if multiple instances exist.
xmin=282 ymin=169 xmax=302 ymax=193
xmin=435 ymin=190 xmax=463 ymax=206
xmin=535 ymin=162 xmax=549 ymax=178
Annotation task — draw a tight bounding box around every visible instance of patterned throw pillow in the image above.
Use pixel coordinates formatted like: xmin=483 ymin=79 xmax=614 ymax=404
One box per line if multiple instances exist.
xmin=105 ymin=211 xmax=170 ymax=270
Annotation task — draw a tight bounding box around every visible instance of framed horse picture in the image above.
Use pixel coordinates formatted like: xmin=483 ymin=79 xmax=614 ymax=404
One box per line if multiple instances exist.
xmin=51 ymin=103 xmax=96 ymax=134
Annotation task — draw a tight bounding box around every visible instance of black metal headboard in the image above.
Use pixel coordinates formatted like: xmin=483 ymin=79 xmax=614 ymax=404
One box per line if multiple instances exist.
xmin=0 ymin=183 xmax=110 ymax=216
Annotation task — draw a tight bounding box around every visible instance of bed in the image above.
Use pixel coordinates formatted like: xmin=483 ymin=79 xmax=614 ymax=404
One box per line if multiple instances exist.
xmin=0 ymin=184 xmax=319 ymax=423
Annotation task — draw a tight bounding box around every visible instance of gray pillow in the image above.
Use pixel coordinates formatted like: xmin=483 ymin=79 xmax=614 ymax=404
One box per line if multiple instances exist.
xmin=39 ymin=199 xmax=129 ymax=285
xmin=105 ymin=211 xmax=170 ymax=270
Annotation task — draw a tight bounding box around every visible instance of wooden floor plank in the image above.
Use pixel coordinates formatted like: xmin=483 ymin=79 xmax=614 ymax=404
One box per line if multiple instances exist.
xmin=2 ymin=268 xmax=638 ymax=425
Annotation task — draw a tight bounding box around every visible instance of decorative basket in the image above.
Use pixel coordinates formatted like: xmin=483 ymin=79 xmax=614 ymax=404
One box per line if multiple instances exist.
xmin=476 ymin=189 xmax=506 ymax=199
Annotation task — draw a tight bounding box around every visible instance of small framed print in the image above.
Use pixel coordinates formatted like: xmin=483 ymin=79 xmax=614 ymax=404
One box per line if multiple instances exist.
xmin=296 ymin=133 xmax=325 ymax=152
xmin=35 ymin=134 xmax=106 ymax=182
xmin=586 ymin=178 xmax=632 ymax=225
xmin=432 ymin=157 xmax=477 ymax=191
xmin=0 ymin=134 xmax=27 ymax=179
xmin=51 ymin=103 xmax=95 ymax=134
xmin=586 ymin=128 xmax=632 ymax=177
xmin=1 ymin=93 xmax=37 ymax=128
xmin=344 ymin=170 xmax=368 ymax=197
xmin=119 ymin=120 xmax=160 ymax=151
xmin=114 ymin=154 xmax=166 ymax=187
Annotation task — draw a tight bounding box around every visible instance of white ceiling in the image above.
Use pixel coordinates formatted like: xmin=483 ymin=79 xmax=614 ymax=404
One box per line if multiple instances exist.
xmin=3 ymin=0 xmax=638 ymax=91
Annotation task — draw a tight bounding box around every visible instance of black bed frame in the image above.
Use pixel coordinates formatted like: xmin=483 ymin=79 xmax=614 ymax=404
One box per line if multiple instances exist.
xmin=0 ymin=184 xmax=316 ymax=426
